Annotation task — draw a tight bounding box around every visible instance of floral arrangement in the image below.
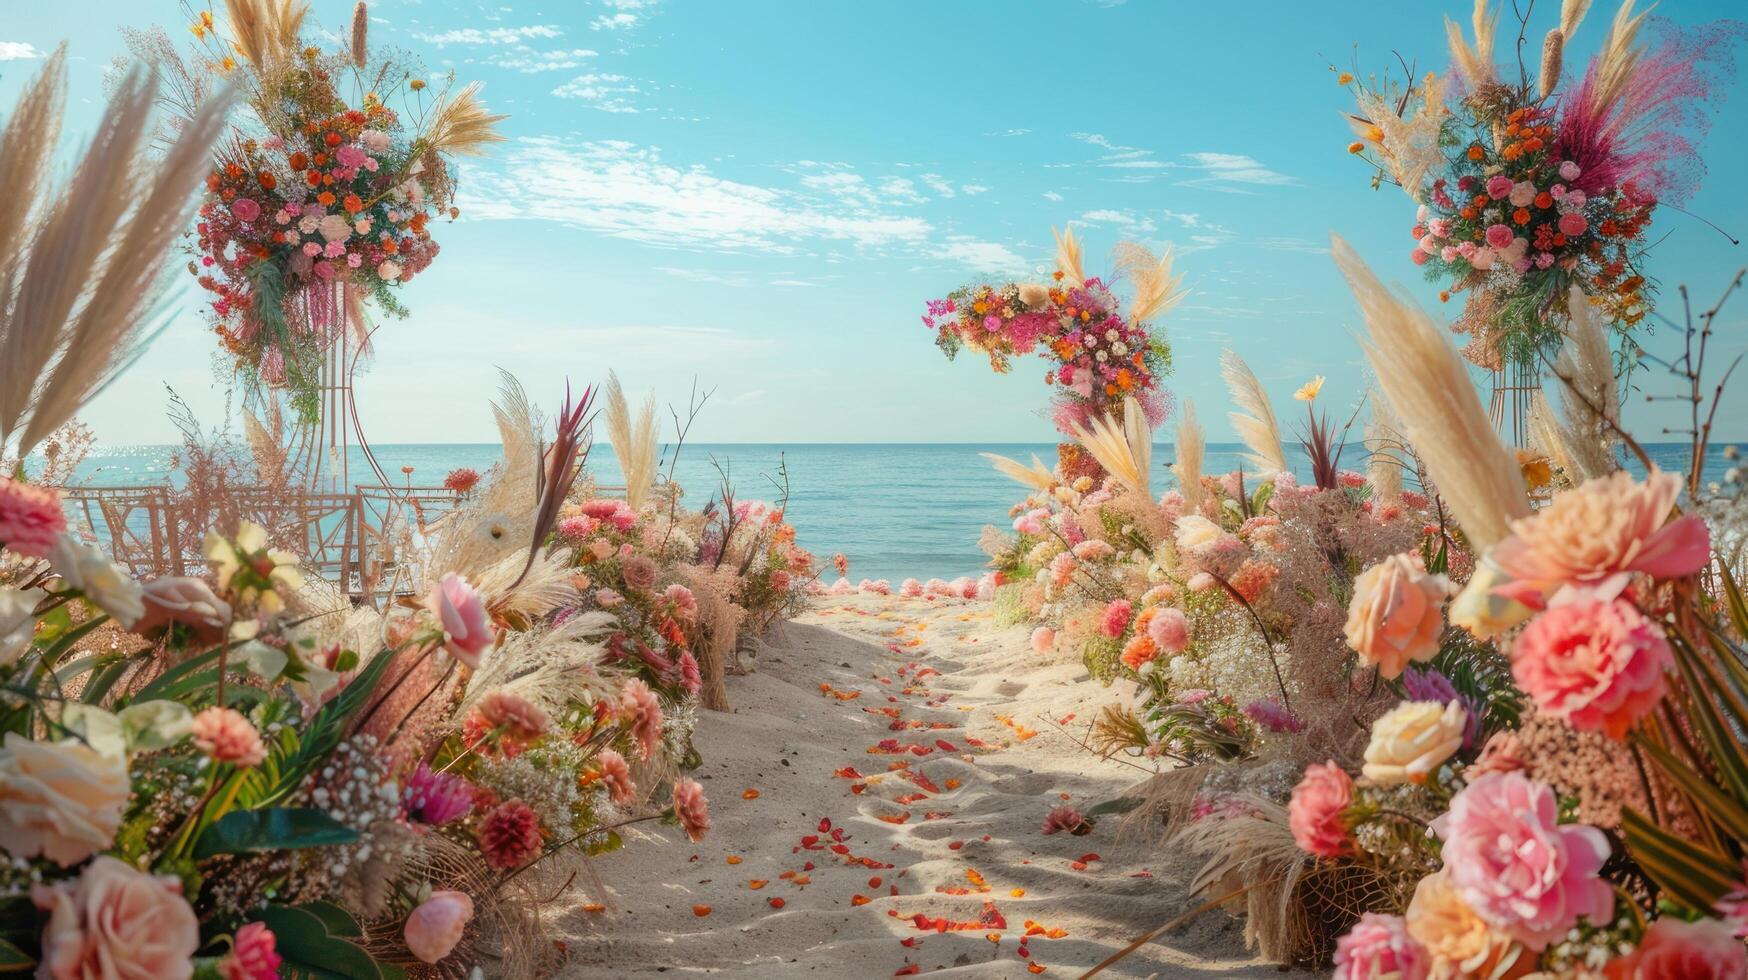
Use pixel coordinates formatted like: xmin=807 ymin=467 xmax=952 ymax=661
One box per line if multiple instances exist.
xmin=141 ymin=0 xmax=505 ymax=418
xmin=921 ymin=229 xmax=1182 ymax=438
xmin=1339 ymin=0 xmax=1741 ymax=369
xmin=978 ymin=230 xmax=1748 ymax=974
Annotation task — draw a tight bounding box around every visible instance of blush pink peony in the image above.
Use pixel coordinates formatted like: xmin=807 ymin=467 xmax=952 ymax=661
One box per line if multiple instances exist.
xmin=0 ymin=476 xmax=67 ymax=558
xmin=1147 ymin=607 xmax=1190 ymax=654
xmin=0 ymin=733 xmax=129 ymax=866
xmin=191 ymin=707 xmax=267 ymax=767
xmin=1288 ymin=761 xmax=1354 ymax=858
xmin=1491 ymin=468 xmax=1710 ymax=608
xmin=1343 ymin=553 xmax=1450 ymax=680
xmin=32 ymin=856 xmax=200 ymax=980
xmin=1333 ymin=913 xmax=1429 ymax=980
xmin=404 ymin=890 xmax=473 ymax=964
xmin=425 ymin=572 xmax=494 ymax=669
xmin=1511 ymin=598 xmax=1671 ymax=739
xmin=1431 ymin=772 xmax=1613 ymax=950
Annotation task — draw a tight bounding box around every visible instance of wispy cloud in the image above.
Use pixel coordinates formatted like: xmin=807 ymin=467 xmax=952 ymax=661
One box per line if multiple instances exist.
xmin=920 ymin=173 xmax=956 ymax=198
xmin=1066 ymin=134 xmax=1295 ymax=191
xmin=552 ymin=73 xmax=641 ymax=112
xmin=460 ymin=138 xmax=932 ymax=253
xmin=1173 ymin=152 xmax=1297 ymax=190
xmin=592 ymin=13 xmax=640 ymax=30
xmin=488 ymin=47 xmax=599 ymax=72
xmin=934 ymin=238 xmax=1027 ymax=276
xmin=1042 ymin=191 xmax=1064 ymax=202
xmin=0 ymin=41 xmax=42 ymax=60
xmin=415 ymin=25 xmax=562 ymax=45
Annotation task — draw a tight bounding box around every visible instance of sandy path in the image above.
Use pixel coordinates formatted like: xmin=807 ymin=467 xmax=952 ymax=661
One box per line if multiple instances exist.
xmin=552 ymin=593 xmax=1285 ymax=978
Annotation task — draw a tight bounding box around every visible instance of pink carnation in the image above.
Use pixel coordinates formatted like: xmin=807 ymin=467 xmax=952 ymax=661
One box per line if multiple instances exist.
xmin=1333 ymin=913 xmax=1428 ymax=980
xmin=477 ymin=799 xmax=542 ymax=870
xmin=1147 ymin=607 xmax=1190 ymax=653
xmin=1485 ymin=223 xmax=1515 ymax=249
xmin=0 ymin=476 xmax=66 ymax=558
xmin=1511 ymin=598 xmax=1670 ymax=740
xmin=1431 ymin=772 xmax=1613 ymax=950
xmin=1100 ymin=599 xmax=1133 ymax=637
xmin=222 ymin=922 xmax=282 ymax=980
xmin=1288 ymin=762 xmax=1353 ymax=858
xmin=557 ymin=515 xmax=598 ymax=543
xmin=1041 ymin=804 xmax=1089 ymax=836
xmin=595 ymin=748 xmax=636 ymax=807
xmin=191 ymin=707 xmax=267 ymax=767
xmin=672 ymin=777 xmax=710 ymax=842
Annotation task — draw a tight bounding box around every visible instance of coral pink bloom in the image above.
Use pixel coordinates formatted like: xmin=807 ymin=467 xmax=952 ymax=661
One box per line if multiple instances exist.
xmin=1492 ymin=469 xmax=1710 ymax=608
xmin=900 ymin=578 xmax=923 ymax=598
xmin=1604 ymin=916 xmax=1747 ymax=979
xmin=1029 ymin=626 xmax=1055 ymax=653
xmin=403 ymin=890 xmax=473 ymax=965
xmin=1333 ymin=913 xmax=1429 ymax=980
xmin=672 ymin=777 xmax=710 ymax=842
xmin=1431 ymin=772 xmax=1612 ymax=950
xmin=619 ymin=677 xmax=664 ymax=761
xmin=1288 ymin=762 xmax=1353 ymax=859
xmin=0 ymin=476 xmax=67 ymax=558
xmin=1148 ymin=607 xmax=1191 ymax=654
xmin=426 ymin=572 xmax=494 ymax=668
xmin=1344 ymin=553 xmax=1450 ymax=679
xmin=477 ymin=799 xmax=542 ymax=870
xmin=595 ymin=748 xmax=636 ymax=807
xmin=1512 ymin=598 xmax=1671 ymax=740
xmin=191 ymin=707 xmax=267 ymax=768
xmin=1100 ymin=599 xmax=1133 ymax=637
xmin=222 ymin=922 xmax=281 ymax=980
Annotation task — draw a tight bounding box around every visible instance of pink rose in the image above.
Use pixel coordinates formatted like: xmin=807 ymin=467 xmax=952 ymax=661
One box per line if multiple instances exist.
xmin=1559 ymin=212 xmax=1589 ymax=237
xmin=1559 ymin=160 xmax=1582 ymax=181
xmin=221 ymin=922 xmax=282 ymax=980
xmin=1511 ymin=598 xmax=1670 ymax=739
xmin=1343 ymin=553 xmax=1450 ymax=679
xmin=1604 ymin=917 xmax=1747 ymax=979
xmin=1410 ymin=248 xmax=1429 ymax=266
xmin=425 ymin=572 xmax=494 ymax=668
xmin=1485 ymin=175 xmax=1515 ymax=200
xmin=1333 ymin=913 xmax=1428 ymax=980
xmin=404 ymin=890 xmax=473 ymax=964
xmin=1147 ymin=606 xmax=1190 ymax=653
xmin=1432 ymin=773 xmax=1613 ymax=950
xmin=33 ymin=856 xmax=200 ymax=980
xmin=230 ymin=198 xmax=260 ymax=222
xmin=1288 ymin=761 xmax=1353 ymax=858
xmin=1508 ymin=181 xmax=1536 ymax=208
xmin=620 ymin=554 xmax=658 ymax=592
xmin=1491 ymin=469 xmax=1710 ymax=608
xmin=0 ymin=734 xmax=128 ymax=866
xmin=1485 ymin=223 xmax=1515 ymax=249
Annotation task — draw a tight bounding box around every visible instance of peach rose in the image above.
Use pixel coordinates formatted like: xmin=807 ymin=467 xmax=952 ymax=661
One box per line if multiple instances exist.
xmin=33 ymin=855 xmax=199 ymax=980
xmin=0 ymin=733 xmax=129 ymax=866
xmin=1344 ymin=553 xmax=1450 ymax=679
xmin=1604 ymin=916 xmax=1747 ymax=979
xmin=1361 ymin=700 xmax=1466 ymax=785
xmin=1405 ymin=870 xmax=1519 ymax=979
xmin=404 ymin=890 xmax=473 ymax=964
xmin=1491 ymin=468 xmax=1711 ymax=609
xmin=134 ymin=577 xmax=231 ymax=644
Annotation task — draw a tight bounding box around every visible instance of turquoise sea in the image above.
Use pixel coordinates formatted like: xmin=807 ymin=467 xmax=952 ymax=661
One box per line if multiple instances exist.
xmin=65 ymin=442 xmax=1742 ymax=584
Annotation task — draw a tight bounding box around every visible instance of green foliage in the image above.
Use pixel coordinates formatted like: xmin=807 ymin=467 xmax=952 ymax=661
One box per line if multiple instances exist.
xmin=193 ymin=808 xmax=359 ymax=860
xmin=1081 ymin=636 xmax=1123 ymax=684
xmin=990 ymin=582 xmax=1031 ymax=630
xmin=248 ymin=905 xmax=394 ymax=980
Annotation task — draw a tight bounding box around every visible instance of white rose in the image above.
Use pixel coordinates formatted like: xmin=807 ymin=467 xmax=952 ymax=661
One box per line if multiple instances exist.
xmin=1361 ymin=700 xmax=1466 ymax=785
xmin=1104 ymin=329 xmax=1118 ymax=342
xmin=298 ymin=215 xmax=321 ymax=235
xmin=318 ymin=214 xmax=353 ymax=243
xmin=1017 ymin=283 xmax=1050 ymax=309
xmin=0 ymin=587 xmax=40 ymax=667
xmin=48 ymin=535 xmax=144 ymax=629
xmin=1174 ymin=515 xmax=1224 ymax=551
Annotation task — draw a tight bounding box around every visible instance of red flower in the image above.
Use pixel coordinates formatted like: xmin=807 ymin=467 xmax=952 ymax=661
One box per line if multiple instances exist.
xmin=477 ymin=799 xmax=543 ymax=869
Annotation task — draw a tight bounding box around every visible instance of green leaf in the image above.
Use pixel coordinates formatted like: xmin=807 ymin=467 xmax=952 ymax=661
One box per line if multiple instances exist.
xmin=1621 ymin=808 xmax=1739 ymax=911
xmin=255 ymin=649 xmax=400 ymax=806
xmin=294 ymin=901 xmax=363 ymax=939
xmin=1638 ymin=740 xmax=1748 ymax=842
xmin=0 ymin=938 xmax=33 ymax=973
xmin=131 ymin=646 xmax=224 ymax=703
xmin=585 ymin=829 xmax=623 ymax=856
xmin=249 ymin=906 xmax=384 ymax=980
xmin=193 ymin=808 xmax=358 ymax=860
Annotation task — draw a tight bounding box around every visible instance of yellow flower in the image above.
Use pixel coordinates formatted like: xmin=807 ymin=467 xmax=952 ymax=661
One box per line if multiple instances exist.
xmin=1337 ymin=71 xmax=1355 ymax=85
xmin=191 ymin=23 xmax=207 ymax=39
xmin=1362 ymin=700 xmax=1466 ymax=784
xmin=1347 ymin=141 xmax=1365 ymax=154
xmin=1515 ymin=448 xmax=1553 ymax=491
xmin=1293 ymin=376 xmax=1326 ymax=401
xmin=410 ymin=78 xmax=427 ymax=91
xmin=203 ymin=521 xmax=304 ymax=616
xmin=220 ymin=56 xmax=236 ymax=72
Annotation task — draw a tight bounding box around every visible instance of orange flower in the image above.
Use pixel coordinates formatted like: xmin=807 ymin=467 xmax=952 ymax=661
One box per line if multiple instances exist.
xmin=1512 ymin=207 xmax=1531 ymax=226
xmin=288 ymin=151 xmax=308 ymax=170
xmin=324 ymin=131 xmax=342 ymax=147
xmin=257 ymin=171 xmax=276 ymax=191
xmin=1534 ymin=192 xmax=1552 ymax=209
xmin=343 ymin=194 xmax=364 ymax=213
xmin=1347 ymin=141 xmax=1365 ymax=154
xmin=1467 ymin=144 xmax=1485 ymax=161
xmin=317 ymin=191 xmax=336 ymax=206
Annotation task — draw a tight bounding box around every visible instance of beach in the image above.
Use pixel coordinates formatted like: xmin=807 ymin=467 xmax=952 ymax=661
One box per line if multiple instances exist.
xmin=554 ymin=591 xmax=1291 ymax=978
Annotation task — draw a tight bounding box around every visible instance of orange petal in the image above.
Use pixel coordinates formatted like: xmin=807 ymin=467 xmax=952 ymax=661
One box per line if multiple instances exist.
xmin=748 ymin=879 xmax=768 ymax=890
xmin=726 ymin=855 xmax=743 ymax=865
xmin=743 ymin=788 xmax=761 ymax=800
xmin=692 ymin=904 xmax=712 ymax=917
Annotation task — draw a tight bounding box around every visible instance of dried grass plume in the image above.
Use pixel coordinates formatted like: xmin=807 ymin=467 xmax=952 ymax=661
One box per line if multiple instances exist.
xmin=1220 ymin=350 xmax=1288 ymax=475
xmin=423 ymin=81 xmax=508 ymax=157
xmin=1053 ymin=226 xmax=1084 ymax=286
xmin=1172 ymin=398 xmax=1206 ymax=514
xmin=603 ymin=370 xmax=659 ymax=510
xmin=1112 ymin=241 xmax=1186 ymax=326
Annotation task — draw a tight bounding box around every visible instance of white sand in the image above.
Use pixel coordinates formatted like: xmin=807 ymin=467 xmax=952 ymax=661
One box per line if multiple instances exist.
xmin=552 ymin=593 xmax=1291 ymax=978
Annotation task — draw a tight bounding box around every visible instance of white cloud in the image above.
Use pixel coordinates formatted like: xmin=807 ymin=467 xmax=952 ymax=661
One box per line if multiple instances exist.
xmin=656 ymin=266 xmax=753 ymax=287
xmin=489 ymin=47 xmax=598 ymax=72
xmin=920 ymin=173 xmax=956 ymax=198
xmin=1042 ymin=191 xmax=1063 ymax=202
xmin=1174 ymin=152 xmax=1296 ymax=190
xmin=459 ymin=138 xmax=932 ymax=253
xmin=592 ymin=13 xmax=640 ymax=30
xmin=987 ymin=128 xmax=1031 ymax=137
xmin=878 ymin=177 xmax=925 ymax=204
xmin=935 ymin=238 xmax=1026 ymax=276
xmin=416 ymin=25 xmax=561 ymax=45
xmin=961 ymin=184 xmax=990 ymax=195
xmin=1160 ymin=209 xmax=1202 ymax=228
xmin=768 ymin=279 xmax=819 ymax=287
xmin=1078 ymin=209 xmax=1157 ymax=233
xmin=0 ymin=41 xmax=42 ymax=60
xmin=552 ymin=73 xmax=640 ymax=112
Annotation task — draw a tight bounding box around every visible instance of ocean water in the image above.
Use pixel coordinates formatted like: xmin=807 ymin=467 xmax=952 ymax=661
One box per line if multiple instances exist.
xmin=62 ymin=442 xmax=1742 ymax=584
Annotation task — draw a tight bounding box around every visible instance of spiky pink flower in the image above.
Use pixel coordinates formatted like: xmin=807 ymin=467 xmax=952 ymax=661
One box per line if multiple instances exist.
xmin=463 ymin=691 xmax=550 ymax=757
xmin=1289 ymin=762 xmax=1353 ymax=858
xmin=442 ymin=467 xmax=481 ymax=493
xmin=672 ymin=778 xmax=710 ymax=843
xmin=402 ymin=763 xmax=473 ymax=825
xmin=1041 ymin=805 xmax=1090 ymax=836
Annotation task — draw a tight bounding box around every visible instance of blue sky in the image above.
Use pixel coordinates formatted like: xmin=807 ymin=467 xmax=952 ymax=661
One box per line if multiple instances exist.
xmin=5 ymin=0 xmax=1746 ymax=445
